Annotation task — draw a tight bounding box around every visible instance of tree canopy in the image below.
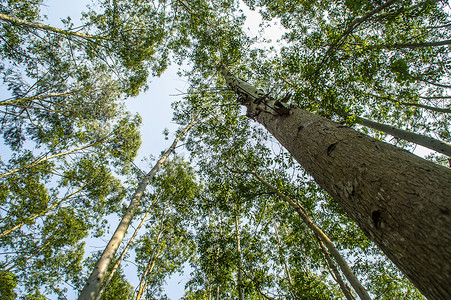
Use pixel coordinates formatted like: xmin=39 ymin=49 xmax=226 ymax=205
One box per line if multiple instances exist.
xmin=0 ymin=0 xmax=449 ymax=299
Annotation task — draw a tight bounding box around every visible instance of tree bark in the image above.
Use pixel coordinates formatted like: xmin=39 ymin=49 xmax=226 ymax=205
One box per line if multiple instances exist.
xmin=316 ymin=237 xmax=356 ymax=300
xmin=77 ymin=121 xmax=194 ymax=300
xmin=220 ymin=66 xmax=451 ymax=300
xmin=356 ymin=116 xmax=451 ymax=157
xmin=234 ymin=214 xmax=244 ymax=300
xmin=95 ymin=192 xmax=160 ymax=300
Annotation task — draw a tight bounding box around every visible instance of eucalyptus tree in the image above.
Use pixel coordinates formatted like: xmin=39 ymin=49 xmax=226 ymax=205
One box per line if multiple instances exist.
xmin=180 ymin=81 xmax=427 ymax=299
xmin=156 ymin=0 xmax=451 ymax=297
xmin=240 ymin=0 xmax=450 ymax=150
xmin=78 ymin=121 xmax=195 ymax=300
xmin=218 ymin=64 xmax=450 ymax=299
xmin=132 ymin=156 xmax=198 ymax=299
xmin=0 ymin=140 xmax=140 ymax=298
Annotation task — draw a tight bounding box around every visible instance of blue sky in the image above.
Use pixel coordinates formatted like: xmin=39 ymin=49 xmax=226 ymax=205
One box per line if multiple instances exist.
xmin=42 ymin=0 xmax=185 ymax=165
xmin=3 ymin=1 xmax=310 ymax=298
xmin=38 ymin=0 xmax=285 ymax=298
xmin=2 ymin=0 xmax=436 ymax=298
xmin=41 ymin=0 xmax=191 ymax=298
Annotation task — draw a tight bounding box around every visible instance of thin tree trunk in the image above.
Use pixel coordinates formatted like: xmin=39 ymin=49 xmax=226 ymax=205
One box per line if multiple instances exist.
xmin=356 ymin=116 xmax=451 ymax=156
xmin=243 ymin=169 xmax=371 ymax=300
xmin=215 ymin=213 xmax=223 ymax=300
xmin=135 ymin=201 xmax=169 ymax=300
xmin=393 ymin=100 xmax=450 ymax=114
xmin=308 ymin=91 xmax=450 ymax=155
xmin=95 ymin=192 xmax=161 ymax=300
xmin=135 ymin=230 xmax=165 ymax=300
xmin=220 ymin=65 xmax=451 ymax=300
xmin=0 ymin=138 xmax=111 ymax=179
xmin=273 ymin=224 xmax=293 ymax=286
xmin=78 ymin=120 xmax=195 ymax=300
xmin=234 ymin=214 xmax=244 ymax=300
xmin=307 ymin=91 xmax=450 ymax=154
xmin=0 ymin=90 xmax=78 ymax=106
xmin=419 ymin=95 xmax=451 ymax=100
xmin=0 ymin=13 xmax=108 ymax=40
xmin=0 ymin=183 xmax=87 ymax=238
xmin=215 ymin=286 xmax=220 ymax=300
xmin=316 ymin=237 xmax=356 ymax=300
xmin=370 ymin=39 xmax=451 ymax=49
xmin=135 ymin=245 xmax=163 ymax=300
xmin=369 ymin=93 xmax=451 ymax=114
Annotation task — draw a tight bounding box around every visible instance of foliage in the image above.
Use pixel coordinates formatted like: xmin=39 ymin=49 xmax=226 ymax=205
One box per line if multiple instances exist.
xmin=0 ymin=0 xmax=445 ymax=298
xmin=238 ymin=0 xmax=450 ymax=154
xmin=0 ymin=270 xmax=17 ymax=300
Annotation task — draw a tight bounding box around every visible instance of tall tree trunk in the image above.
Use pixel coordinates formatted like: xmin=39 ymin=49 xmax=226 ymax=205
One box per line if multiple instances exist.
xmin=356 ymin=116 xmax=451 ymax=157
xmin=95 ymin=192 xmax=161 ymax=300
xmin=220 ymin=66 xmax=451 ymax=300
xmin=78 ymin=121 xmax=195 ymax=300
xmin=243 ymin=170 xmax=370 ymax=300
xmin=234 ymin=214 xmax=244 ymax=300
xmin=316 ymin=237 xmax=356 ymax=300
xmin=273 ymin=224 xmax=293 ymax=286
xmin=135 ymin=227 xmax=166 ymax=300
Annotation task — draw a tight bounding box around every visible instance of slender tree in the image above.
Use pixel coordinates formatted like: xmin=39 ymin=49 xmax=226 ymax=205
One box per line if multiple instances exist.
xmin=95 ymin=191 xmax=161 ymax=300
xmin=78 ymin=120 xmax=195 ymax=300
xmin=235 ymin=168 xmax=370 ymax=300
xmin=355 ymin=116 xmax=451 ymax=156
xmin=135 ymin=222 xmax=166 ymax=300
xmin=234 ymin=213 xmax=244 ymax=300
